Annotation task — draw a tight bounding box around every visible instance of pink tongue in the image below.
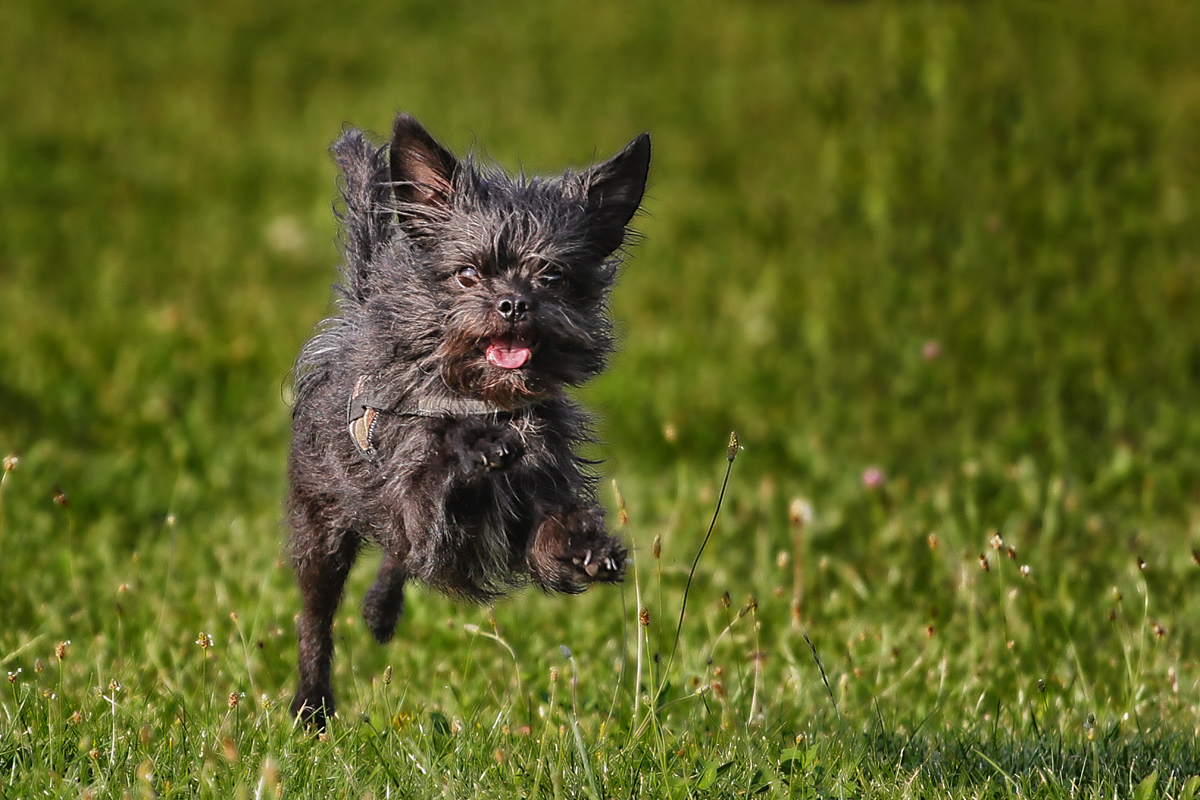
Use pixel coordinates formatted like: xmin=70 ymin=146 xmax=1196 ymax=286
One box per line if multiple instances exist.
xmin=486 ymin=339 xmax=531 ymax=369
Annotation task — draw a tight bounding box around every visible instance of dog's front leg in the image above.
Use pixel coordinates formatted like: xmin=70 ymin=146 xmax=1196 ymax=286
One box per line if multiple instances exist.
xmin=290 ymin=530 xmax=359 ymax=730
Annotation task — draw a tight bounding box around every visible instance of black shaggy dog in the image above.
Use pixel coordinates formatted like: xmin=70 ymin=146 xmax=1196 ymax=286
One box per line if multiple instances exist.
xmin=287 ymin=113 xmax=650 ymax=728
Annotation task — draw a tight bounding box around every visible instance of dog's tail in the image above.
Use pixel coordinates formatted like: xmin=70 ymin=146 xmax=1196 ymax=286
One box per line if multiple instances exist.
xmin=331 ymin=128 xmax=393 ymax=305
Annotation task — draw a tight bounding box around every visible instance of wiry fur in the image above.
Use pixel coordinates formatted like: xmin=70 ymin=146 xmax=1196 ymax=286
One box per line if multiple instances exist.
xmin=287 ymin=113 xmax=650 ymax=729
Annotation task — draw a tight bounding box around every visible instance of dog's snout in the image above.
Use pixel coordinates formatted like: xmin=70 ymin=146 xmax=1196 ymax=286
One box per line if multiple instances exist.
xmin=496 ymin=294 xmax=531 ymax=322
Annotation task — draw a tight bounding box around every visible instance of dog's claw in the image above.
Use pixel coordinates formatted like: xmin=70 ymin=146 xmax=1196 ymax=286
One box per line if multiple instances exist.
xmin=561 ymin=544 xmax=625 ymax=580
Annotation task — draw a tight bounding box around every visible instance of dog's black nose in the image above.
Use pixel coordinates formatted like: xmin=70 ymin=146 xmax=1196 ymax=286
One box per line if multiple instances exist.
xmin=496 ymin=295 xmax=531 ymax=322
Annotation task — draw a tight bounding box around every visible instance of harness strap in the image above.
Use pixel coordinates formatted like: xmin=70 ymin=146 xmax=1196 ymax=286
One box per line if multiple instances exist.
xmin=346 ymin=374 xmax=528 ymax=460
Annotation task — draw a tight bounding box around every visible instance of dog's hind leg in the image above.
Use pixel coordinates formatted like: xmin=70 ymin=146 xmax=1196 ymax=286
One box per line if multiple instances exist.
xmin=290 ymin=530 xmax=359 ymax=730
xmin=363 ymin=550 xmax=407 ymax=643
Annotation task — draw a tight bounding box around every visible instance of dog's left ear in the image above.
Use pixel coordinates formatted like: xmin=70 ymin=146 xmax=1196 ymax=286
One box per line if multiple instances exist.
xmin=583 ymin=133 xmax=651 ymax=258
xmin=390 ymin=113 xmax=459 ymax=211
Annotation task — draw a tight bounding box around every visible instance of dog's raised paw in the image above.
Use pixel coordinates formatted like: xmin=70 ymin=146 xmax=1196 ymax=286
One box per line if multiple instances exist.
xmin=450 ymin=422 xmax=525 ymax=476
xmin=564 ymin=538 xmax=627 ymax=583
xmin=478 ymin=433 xmax=521 ymax=470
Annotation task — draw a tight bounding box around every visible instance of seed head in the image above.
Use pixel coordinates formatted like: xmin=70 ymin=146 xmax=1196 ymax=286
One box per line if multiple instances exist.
xmin=3 ymin=455 xmax=17 ymax=472
xmin=978 ymin=554 xmax=989 ymax=572
xmin=1152 ymin=621 xmax=1167 ymax=638
xmin=1006 ymin=546 xmax=1018 ymax=560
xmin=52 ymin=486 xmax=68 ymax=508
xmin=55 ymin=641 xmax=70 ymax=661
xmin=788 ymin=498 xmax=813 ymax=528
xmin=652 ymin=534 xmax=661 ymax=560
xmin=260 ymin=757 xmax=280 ymax=790
xmin=196 ymin=632 xmax=213 ymax=649
xmin=989 ymin=532 xmax=1004 ymax=551
xmin=1020 ymin=564 xmax=1031 ymax=578
xmin=383 ymin=665 xmax=393 ymax=685
xmin=638 ymin=606 xmax=651 ymax=627
xmin=726 ymin=431 xmax=740 ymax=462
xmin=7 ymin=669 xmax=20 ymax=683
xmin=611 ymin=479 xmax=627 ymax=526
xmin=228 ymin=692 xmax=240 ymax=709
xmin=1137 ymin=556 xmax=1146 ymax=571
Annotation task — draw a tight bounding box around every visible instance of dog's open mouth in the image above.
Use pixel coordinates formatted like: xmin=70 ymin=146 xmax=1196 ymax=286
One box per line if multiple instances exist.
xmin=485 ymin=336 xmax=532 ymax=370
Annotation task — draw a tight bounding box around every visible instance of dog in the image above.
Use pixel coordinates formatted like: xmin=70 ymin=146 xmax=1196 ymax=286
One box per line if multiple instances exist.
xmin=286 ymin=112 xmax=650 ymax=728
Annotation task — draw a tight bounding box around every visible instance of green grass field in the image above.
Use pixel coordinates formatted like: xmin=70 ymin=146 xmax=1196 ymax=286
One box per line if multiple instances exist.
xmin=4 ymin=0 xmax=1200 ymax=796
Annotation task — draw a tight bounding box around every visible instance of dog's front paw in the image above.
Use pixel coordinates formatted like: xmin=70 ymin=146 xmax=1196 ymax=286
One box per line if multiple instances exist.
xmin=449 ymin=422 xmax=524 ymax=478
xmin=564 ymin=536 xmax=627 ymax=583
xmin=476 ymin=429 xmax=523 ymax=471
xmin=529 ymin=506 xmax=627 ymax=592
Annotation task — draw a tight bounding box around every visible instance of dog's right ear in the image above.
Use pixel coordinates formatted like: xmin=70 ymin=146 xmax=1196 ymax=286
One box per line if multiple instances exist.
xmin=390 ymin=113 xmax=458 ymax=211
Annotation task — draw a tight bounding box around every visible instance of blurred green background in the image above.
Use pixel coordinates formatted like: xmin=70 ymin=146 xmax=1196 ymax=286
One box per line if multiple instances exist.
xmin=6 ymin=0 xmax=1200 ymax=527
xmin=3 ymin=0 xmax=1200 ymax=730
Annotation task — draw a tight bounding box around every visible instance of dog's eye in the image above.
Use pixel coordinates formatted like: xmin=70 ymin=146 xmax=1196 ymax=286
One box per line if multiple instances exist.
xmin=456 ymin=267 xmax=480 ymax=288
xmin=538 ymin=269 xmax=564 ymax=289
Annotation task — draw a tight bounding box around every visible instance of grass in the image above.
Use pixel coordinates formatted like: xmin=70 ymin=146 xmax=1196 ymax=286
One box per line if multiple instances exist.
xmin=4 ymin=0 xmax=1200 ymax=796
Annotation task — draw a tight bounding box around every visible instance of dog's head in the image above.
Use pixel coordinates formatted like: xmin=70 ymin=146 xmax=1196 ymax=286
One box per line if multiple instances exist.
xmin=387 ymin=114 xmax=650 ymax=408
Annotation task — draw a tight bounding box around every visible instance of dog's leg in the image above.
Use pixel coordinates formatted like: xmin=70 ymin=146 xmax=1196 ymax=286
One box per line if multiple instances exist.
xmin=528 ymin=504 xmax=627 ymax=593
xmin=363 ymin=550 xmax=407 ymax=643
xmin=290 ymin=531 xmax=358 ymax=730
